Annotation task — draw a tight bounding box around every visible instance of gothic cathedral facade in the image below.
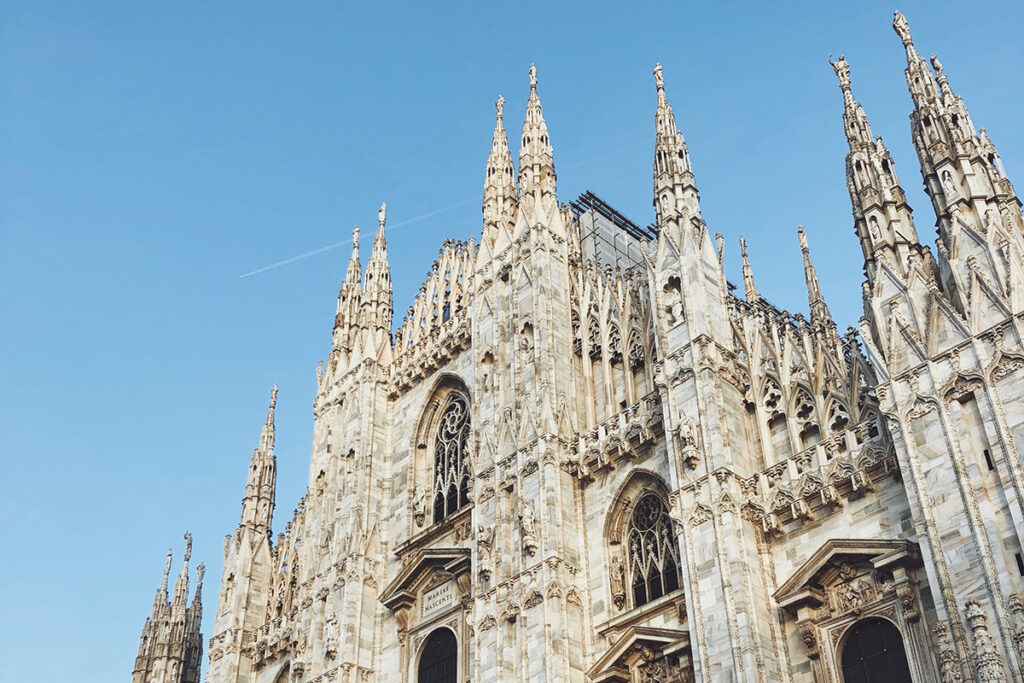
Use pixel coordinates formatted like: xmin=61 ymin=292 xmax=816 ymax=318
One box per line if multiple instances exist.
xmin=133 ymin=12 xmax=1024 ymax=683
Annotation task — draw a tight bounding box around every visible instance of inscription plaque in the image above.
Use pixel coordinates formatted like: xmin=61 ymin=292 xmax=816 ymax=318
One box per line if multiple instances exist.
xmin=422 ymin=581 xmax=455 ymax=618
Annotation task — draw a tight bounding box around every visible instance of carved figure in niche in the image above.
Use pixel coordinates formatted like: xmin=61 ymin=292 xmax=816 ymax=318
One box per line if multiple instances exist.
xmin=412 ymin=487 xmax=429 ymax=528
xmin=868 ymin=216 xmax=881 ymax=241
xmin=942 ymin=170 xmax=956 ymax=199
xmin=610 ymin=553 xmax=626 ymax=610
xmin=476 ymin=524 xmax=494 ymax=581
xmin=518 ymin=501 xmax=538 ymax=556
xmin=662 ymin=276 xmax=683 ymax=326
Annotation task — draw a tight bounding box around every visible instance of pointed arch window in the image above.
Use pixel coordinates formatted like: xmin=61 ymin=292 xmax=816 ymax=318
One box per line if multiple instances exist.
xmin=433 ymin=394 xmax=471 ymax=523
xmin=627 ymin=494 xmax=681 ymax=607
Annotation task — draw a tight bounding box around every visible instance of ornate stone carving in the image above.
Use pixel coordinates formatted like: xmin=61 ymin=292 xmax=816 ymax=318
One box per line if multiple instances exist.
xmin=933 ymin=622 xmax=963 ymax=683
xmin=964 ymin=599 xmax=1008 ymax=682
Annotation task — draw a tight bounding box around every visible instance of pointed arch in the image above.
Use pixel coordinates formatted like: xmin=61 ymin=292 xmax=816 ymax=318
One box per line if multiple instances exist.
xmin=410 ymin=374 xmax=473 ymax=527
xmin=603 ymin=470 xmax=682 ymax=611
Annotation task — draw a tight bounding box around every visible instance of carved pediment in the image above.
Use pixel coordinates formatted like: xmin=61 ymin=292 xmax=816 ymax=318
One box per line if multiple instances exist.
xmin=586 ymin=626 xmax=689 ymax=683
xmin=774 ymin=538 xmax=919 ymax=613
xmin=379 ymin=547 xmax=470 ymax=615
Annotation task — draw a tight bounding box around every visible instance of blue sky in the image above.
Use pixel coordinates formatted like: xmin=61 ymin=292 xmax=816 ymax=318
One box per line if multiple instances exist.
xmin=1 ymin=2 xmax=1021 ymax=680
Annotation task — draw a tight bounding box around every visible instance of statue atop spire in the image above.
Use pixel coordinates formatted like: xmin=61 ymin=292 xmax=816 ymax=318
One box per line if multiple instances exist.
xmin=378 ymin=202 xmax=386 ymax=231
xmin=484 ymin=93 xmax=517 ymax=236
xmin=893 ymin=10 xmax=913 ymax=47
xmin=518 ymin=64 xmax=556 ymax=217
xmin=651 ymin=63 xmax=699 ymax=228
xmin=829 ymin=54 xmax=850 ymax=92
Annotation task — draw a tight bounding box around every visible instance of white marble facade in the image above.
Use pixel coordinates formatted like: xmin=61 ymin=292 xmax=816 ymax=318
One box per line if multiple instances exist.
xmin=135 ymin=11 xmax=1024 ymax=683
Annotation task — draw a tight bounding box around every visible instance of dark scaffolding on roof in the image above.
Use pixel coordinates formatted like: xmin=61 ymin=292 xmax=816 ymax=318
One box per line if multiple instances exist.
xmin=569 ymin=191 xmax=659 ymax=242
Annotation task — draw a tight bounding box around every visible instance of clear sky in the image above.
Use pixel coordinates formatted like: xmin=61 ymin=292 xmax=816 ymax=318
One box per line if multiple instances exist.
xmin=1 ymin=2 xmax=1021 ymax=680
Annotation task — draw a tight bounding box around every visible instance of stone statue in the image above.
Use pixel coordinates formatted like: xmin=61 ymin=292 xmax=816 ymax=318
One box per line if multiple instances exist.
xmin=378 ymin=201 xmax=387 ymax=229
xmin=610 ymin=554 xmax=626 ymax=610
xmin=829 ymin=54 xmax=850 ymax=91
xmin=518 ymin=502 xmax=538 ymax=556
xmin=893 ymin=11 xmax=912 ymax=46
xmin=477 ymin=525 xmax=494 ymax=580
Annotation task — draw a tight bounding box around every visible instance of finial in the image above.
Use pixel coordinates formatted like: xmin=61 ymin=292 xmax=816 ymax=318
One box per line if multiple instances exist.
xmin=378 ymin=202 xmax=387 ymax=230
xmin=829 ymin=54 xmax=851 ymax=91
xmin=893 ymin=11 xmax=913 ymax=46
xmin=529 ymin=64 xmax=537 ymax=91
xmin=183 ymin=532 xmax=192 ymax=562
xmin=653 ymin=63 xmax=664 ymax=91
xmin=496 ymin=95 xmax=504 ymax=121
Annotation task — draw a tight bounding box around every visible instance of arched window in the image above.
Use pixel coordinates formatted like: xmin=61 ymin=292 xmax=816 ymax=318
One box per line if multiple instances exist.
xmin=432 ymin=394 xmax=471 ymax=523
xmin=840 ymin=618 xmax=912 ymax=683
xmin=627 ymin=494 xmax=681 ymax=607
xmin=418 ymin=628 xmax=458 ymax=683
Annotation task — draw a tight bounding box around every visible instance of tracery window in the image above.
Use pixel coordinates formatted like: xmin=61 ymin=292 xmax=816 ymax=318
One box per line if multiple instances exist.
xmin=432 ymin=394 xmax=471 ymax=523
xmin=627 ymin=494 xmax=681 ymax=607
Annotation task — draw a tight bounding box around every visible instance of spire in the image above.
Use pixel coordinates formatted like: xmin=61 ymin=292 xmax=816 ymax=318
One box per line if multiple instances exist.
xmin=332 ymin=226 xmax=363 ymax=353
xmin=892 ymin=10 xmax=1023 ymax=304
xmin=241 ymin=386 xmax=277 ymax=532
xmin=192 ymin=562 xmax=205 ymax=609
xmin=345 ymin=226 xmax=361 ymax=286
xmin=830 ymin=54 xmax=924 ymax=284
xmin=153 ymin=547 xmax=172 ymax=608
xmin=172 ymin=532 xmax=192 ymax=608
xmin=362 ymin=202 xmax=393 ymax=355
xmin=483 ymin=95 xmax=517 ymax=240
xmin=798 ymin=226 xmax=831 ymax=324
xmin=258 ymin=384 xmax=277 ymax=453
xmin=652 ymin=64 xmax=701 ymax=229
xmin=518 ymin=65 xmax=557 ymax=217
xmin=739 ymin=236 xmax=759 ymax=303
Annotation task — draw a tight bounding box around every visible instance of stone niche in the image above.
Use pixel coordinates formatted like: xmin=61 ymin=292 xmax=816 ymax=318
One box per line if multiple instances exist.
xmin=380 ymin=548 xmax=472 ymax=680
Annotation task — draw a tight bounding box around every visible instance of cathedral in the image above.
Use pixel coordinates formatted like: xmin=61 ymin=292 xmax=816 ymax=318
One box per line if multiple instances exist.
xmin=131 ymin=11 xmax=1024 ymax=683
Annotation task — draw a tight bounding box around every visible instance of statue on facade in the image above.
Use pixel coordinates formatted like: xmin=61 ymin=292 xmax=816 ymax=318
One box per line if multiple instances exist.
xmin=518 ymin=501 xmax=538 ymax=556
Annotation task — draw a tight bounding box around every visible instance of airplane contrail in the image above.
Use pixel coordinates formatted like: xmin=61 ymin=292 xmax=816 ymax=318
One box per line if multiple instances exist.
xmin=238 ymin=198 xmax=476 ymax=278
xmin=238 ymin=138 xmax=646 ymax=279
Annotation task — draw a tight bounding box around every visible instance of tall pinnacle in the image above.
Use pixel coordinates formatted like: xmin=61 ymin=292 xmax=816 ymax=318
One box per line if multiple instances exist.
xmin=652 ymin=63 xmax=700 ymax=228
xmin=483 ymin=95 xmax=517 ymax=233
xmin=172 ymin=532 xmax=192 ymax=608
xmin=363 ymin=202 xmax=393 ymax=347
xmin=830 ymin=54 xmax=922 ymax=283
xmin=258 ymin=385 xmax=277 ymax=453
xmin=154 ymin=547 xmax=173 ymax=608
xmin=798 ymin=226 xmax=830 ymax=325
xmin=739 ymin=236 xmax=759 ymax=303
xmin=345 ymin=226 xmax=361 ymax=286
xmin=518 ymin=64 xmax=556 ymax=216
xmin=241 ymin=386 xmax=277 ymax=532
